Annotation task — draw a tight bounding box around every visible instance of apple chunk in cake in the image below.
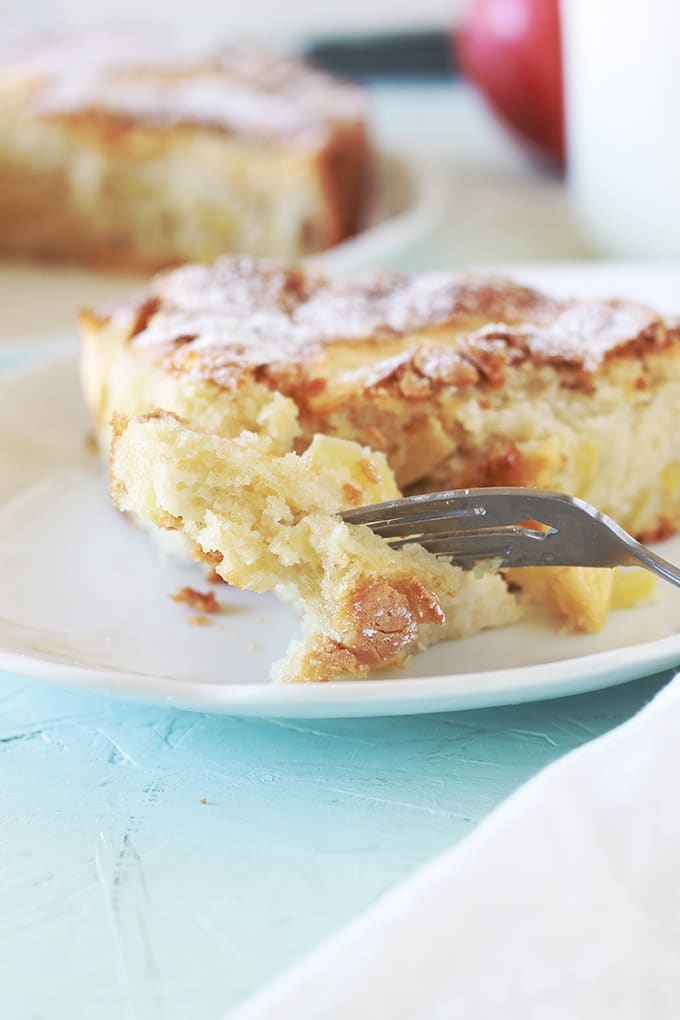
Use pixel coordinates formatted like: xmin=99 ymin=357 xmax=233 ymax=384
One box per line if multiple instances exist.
xmin=110 ymin=413 xmax=520 ymax=683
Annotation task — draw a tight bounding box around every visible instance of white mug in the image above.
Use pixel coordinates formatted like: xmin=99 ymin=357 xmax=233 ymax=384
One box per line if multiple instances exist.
xmin=562 ymin=0 xmax=680 ymax=258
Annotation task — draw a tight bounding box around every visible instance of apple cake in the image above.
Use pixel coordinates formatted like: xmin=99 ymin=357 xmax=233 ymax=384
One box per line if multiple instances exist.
xmin=0 ymin=34 xmax=371 ymax=269
xmin=81 ymin=257 xmax=678 ymax=673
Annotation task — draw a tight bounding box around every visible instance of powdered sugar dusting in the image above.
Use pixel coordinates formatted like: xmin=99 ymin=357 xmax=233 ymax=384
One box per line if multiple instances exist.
xmin=4 ymin=33 xmax=366 ymax=146
xmin=296 ymin=271 xmax=552 ymax=340
xmin=123 ymin=256 xmax=673 ymax=386
xmin=515 ymin=300 xmax=658 ymax=372
xmin=151 ymin=257 xmax=321 ymax=314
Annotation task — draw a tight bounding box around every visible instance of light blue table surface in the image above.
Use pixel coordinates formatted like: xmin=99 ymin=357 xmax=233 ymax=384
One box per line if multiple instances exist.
xmin=0 ymin=84 xmax=670 ymax=1020
xmin=0 ymin=670 xmax=672 ymax=1020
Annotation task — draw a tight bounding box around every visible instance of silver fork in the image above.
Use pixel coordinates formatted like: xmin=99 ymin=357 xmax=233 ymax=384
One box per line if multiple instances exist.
xmin=341 ymin=487 xmax=680 ymax=589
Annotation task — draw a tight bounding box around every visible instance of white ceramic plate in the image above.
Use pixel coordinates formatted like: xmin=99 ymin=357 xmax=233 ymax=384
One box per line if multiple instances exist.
xmin=3 ymin=264 xmax=680 ymax=718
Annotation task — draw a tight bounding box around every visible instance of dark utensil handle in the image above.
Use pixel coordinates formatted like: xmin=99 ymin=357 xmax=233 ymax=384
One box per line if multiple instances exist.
xmin=303 ymin=29 xmax=459 ymax=81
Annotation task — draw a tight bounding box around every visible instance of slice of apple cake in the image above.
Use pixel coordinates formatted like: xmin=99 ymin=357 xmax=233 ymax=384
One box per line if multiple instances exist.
xmin=81 ymin=257 xmax=680 ymax=642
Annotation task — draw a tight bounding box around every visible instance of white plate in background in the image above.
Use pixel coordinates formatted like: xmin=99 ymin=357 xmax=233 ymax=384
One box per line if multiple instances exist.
xmin=2 ymin=264 xmax=680 ymax=718
xmin=312 ymin=150 xmax=446 ymax=274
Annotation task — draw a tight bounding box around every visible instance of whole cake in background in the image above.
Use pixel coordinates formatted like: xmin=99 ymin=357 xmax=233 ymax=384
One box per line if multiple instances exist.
xmin=0 ymin=33 xmax=372 ymax=269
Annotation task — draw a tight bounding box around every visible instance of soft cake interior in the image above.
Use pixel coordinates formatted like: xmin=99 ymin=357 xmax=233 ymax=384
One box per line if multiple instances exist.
xmin=110 ymin=412 xmax=522 ymax=682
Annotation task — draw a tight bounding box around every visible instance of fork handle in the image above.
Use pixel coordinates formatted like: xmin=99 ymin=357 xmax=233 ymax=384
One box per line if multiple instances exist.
xmin=626 ymin=542 xmax=680 ymax=590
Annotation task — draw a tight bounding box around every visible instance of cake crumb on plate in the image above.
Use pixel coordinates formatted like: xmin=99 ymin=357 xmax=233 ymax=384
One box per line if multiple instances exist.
xmin=172 ymin=586 xmax=219 ymax=614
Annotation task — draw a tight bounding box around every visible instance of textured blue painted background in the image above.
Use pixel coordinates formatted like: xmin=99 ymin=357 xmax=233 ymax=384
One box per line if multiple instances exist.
xmin=0 ymin=672 xmax=670 ymax=1018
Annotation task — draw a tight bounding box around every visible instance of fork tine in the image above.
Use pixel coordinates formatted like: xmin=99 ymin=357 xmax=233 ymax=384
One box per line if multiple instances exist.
xmin=342 ymin=487 xmax=582 ymax=537
xmin=400 ymin=527 xmax=623 ymax=569
xmin=353 ymin=506 xmax=490 ymax=538
xmin=387 ymin=525 xmax=553 ymax=550
xmin=370 ymin=513 xmax=556 ymax=540
xmin=400 ymin=527 xmax=577 ymax=569
xmin=342 ymin=495 xmax=487 ymax=531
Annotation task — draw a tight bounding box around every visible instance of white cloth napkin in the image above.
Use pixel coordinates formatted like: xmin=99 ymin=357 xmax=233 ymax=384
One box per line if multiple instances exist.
xmin=232 ymin=676 xmax=680 ymax=1019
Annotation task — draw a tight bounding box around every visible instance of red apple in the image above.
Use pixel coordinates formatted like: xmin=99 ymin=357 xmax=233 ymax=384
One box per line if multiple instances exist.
xmin=457 ymin=0 xmax=565 ymax=165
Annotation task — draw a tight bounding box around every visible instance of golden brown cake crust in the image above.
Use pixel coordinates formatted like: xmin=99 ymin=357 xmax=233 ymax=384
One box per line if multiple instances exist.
xmin=88 ymin=257 xmax=680 ymax=404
